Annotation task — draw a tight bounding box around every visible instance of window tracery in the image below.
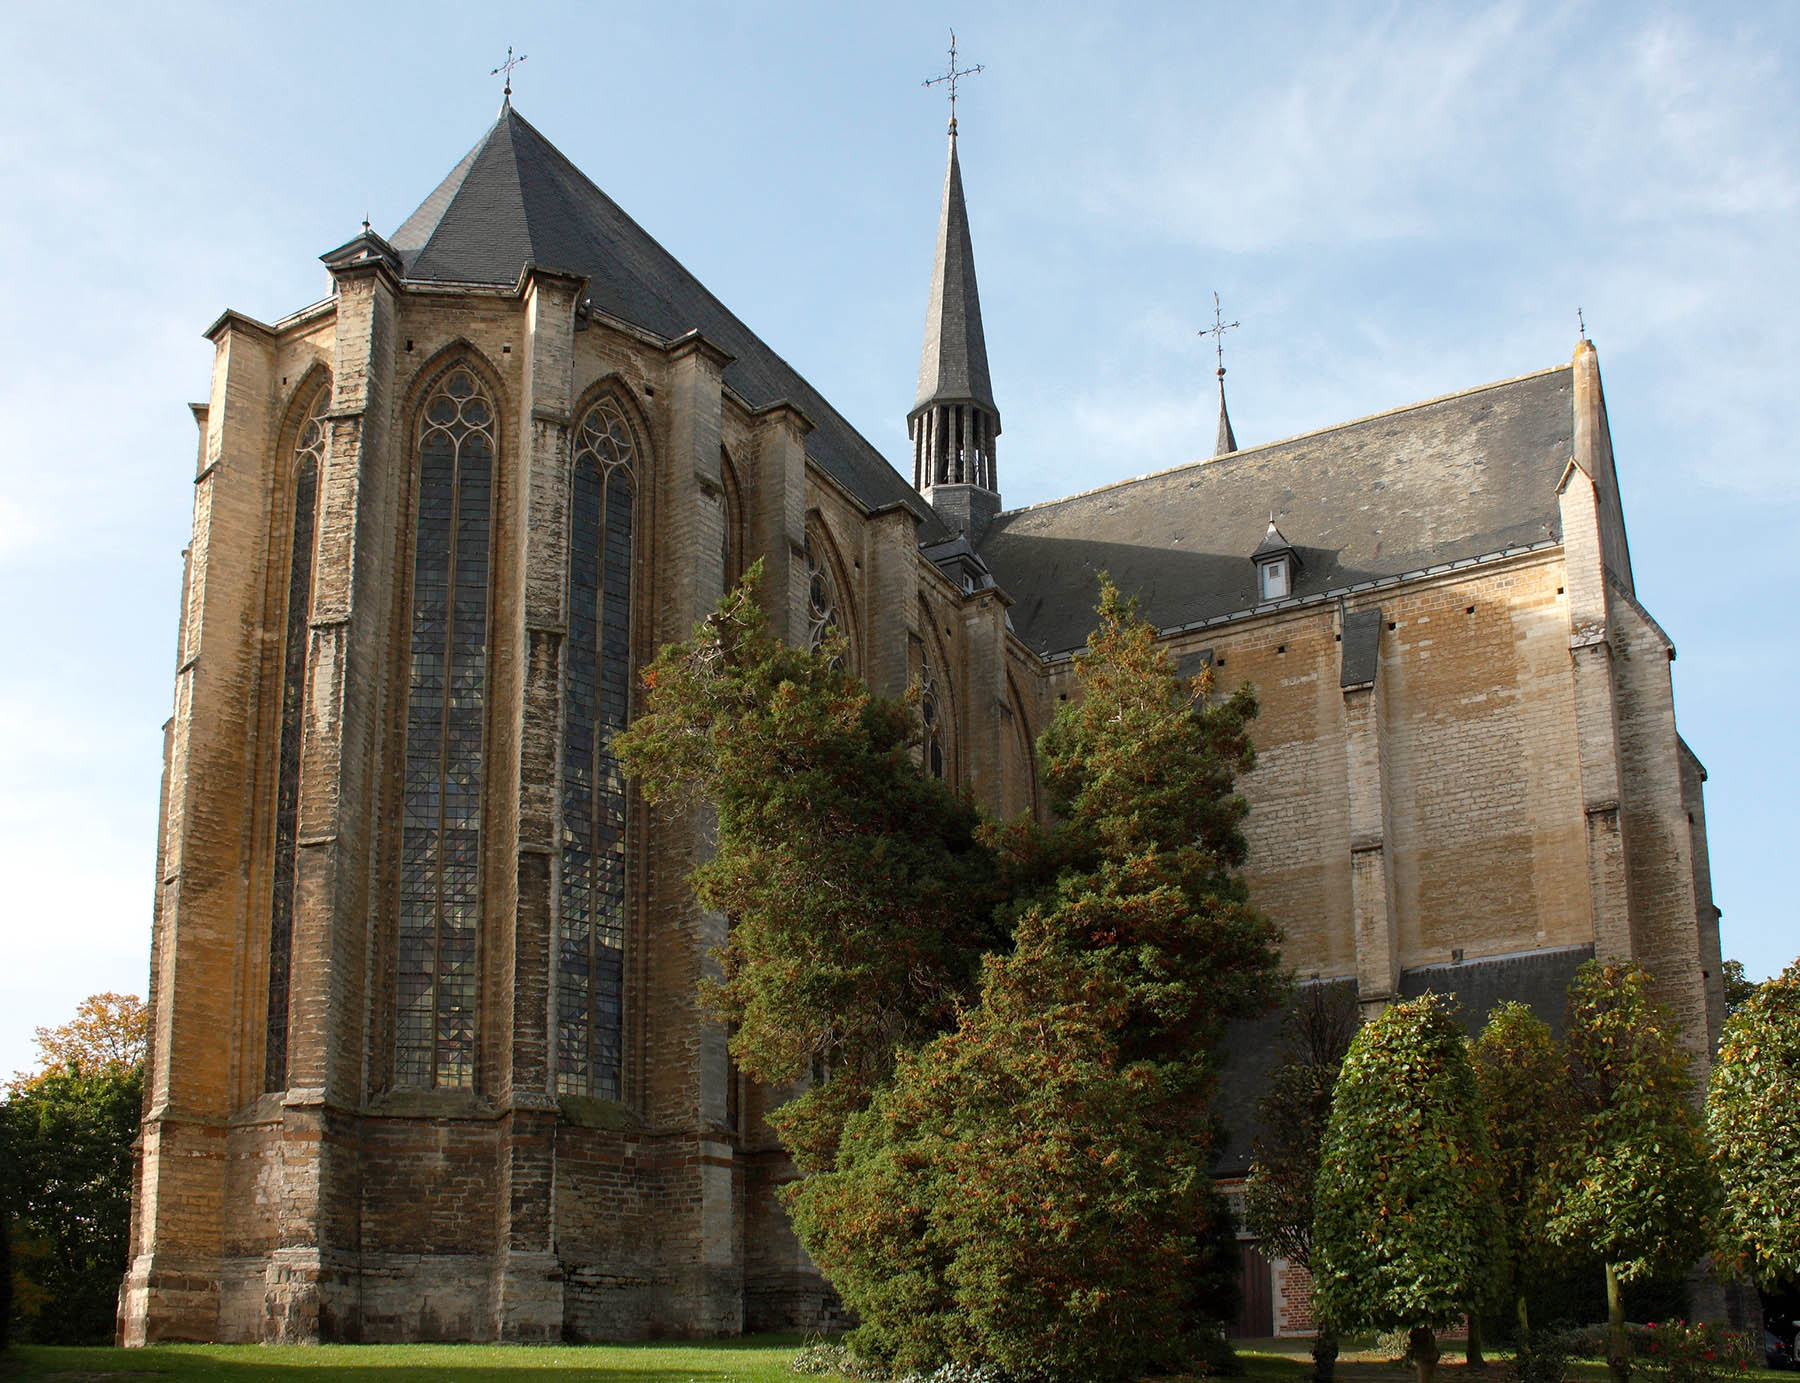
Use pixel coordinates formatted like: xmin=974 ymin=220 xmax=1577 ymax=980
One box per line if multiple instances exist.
xmin=556 ymin=397 xmax=636 ymax=1099
xmin=266 ymin=380 xmax=329 ymax=1091
xmin=804 ymin=523 xmax=850 ymax=666
xmin=920 ymin=660 xmax=946 ymax=780
xmin=397 ymin=367 xmax=495 ymax=1090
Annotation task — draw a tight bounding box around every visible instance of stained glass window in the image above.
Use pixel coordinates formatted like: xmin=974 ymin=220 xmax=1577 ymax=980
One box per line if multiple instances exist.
xmin=266 ymin=381 xmax=329 ymax=1092
xmin=397 ymin=367 xmax=495 ymax=1090
xmin=556 ymin=398 xmax=636 ymax=1099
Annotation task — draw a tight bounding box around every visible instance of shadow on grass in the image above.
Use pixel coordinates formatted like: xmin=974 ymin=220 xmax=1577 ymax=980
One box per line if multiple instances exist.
xmin=0 ymin=1335 xmax=809 ymax=1383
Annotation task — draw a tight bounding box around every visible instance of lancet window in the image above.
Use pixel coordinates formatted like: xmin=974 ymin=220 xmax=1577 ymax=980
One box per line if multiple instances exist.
xmin=556 ymin=397 xmax=637 ymax=1099
xmin=397 ymin=367 xmax=495 ymax=1090
xmin=920 ymin=660 xmax=946 ymax=780
xmin=804 ymin=522 xmax=850 ymax=666
xmin=265 ymin=380 xmax=329 ymax=1091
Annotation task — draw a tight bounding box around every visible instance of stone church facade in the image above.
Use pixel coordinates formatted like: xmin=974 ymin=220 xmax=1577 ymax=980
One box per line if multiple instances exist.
xmin=120 ymin=101 xmax=1724 ymax=1345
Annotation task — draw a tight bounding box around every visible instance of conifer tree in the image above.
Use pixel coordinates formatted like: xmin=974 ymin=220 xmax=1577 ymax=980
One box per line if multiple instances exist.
xmin=611 ymin=566 xmax=1003 ymax=1169
xmin=1312 ymin=994 xmax=1501 ymax=1383
xmin=1707 ymin=958 xmax=1800 ymax=1288
xmin=1538 ymin=960 xmax=1713 ymax=1383
xmin=1470 ymin=1001 xmax=1568 ymax=1334
xmin=786 ymin=582 xmax=1284 ymax=1382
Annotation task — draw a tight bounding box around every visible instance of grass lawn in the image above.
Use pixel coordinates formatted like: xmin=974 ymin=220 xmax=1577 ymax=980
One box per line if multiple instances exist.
xmin=3 ymin=1335 xmax=1791 ymax=1383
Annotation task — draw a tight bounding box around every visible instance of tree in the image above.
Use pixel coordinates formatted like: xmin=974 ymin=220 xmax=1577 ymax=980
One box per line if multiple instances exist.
xmin=2 ymin=1062 xmax=143 ymax=1343
xmin=1245 ymin=981 xmax=1358 ymax=1381
xmin=1538 ymin=960 xmax=1713 ymax=1383
xmin=1720 ymin=959 xmax=1757 ymax=1021
xmin=784 ymin=581 xmax=1284 ymax=1381
xmin=1708 ymin=958 xmax=1800 ymax=1288
xmin=612 ymin=566 xmax=1003 ymax=1169
xmin=8 ymin=992 xmax=146 ymax=1094
xmin=1470 ymin=1001 xmax=1568 ymax=1334
xmin=1312 ymin=994 xmax=1501 ymax=1383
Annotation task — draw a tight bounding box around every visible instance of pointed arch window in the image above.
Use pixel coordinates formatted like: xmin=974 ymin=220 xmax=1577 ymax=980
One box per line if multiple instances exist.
xmin=397 ymin=367 xmax=496 ymax=1090
xmin=557 ymin=397 xmax=636 ymax=1099
xmin=265 ymin=380 xmax=329 ymax=1091
xmin=804 ymin=522 xmax=852 ymax=668
xmin=920 ymin=660 xmax=946 ymax=780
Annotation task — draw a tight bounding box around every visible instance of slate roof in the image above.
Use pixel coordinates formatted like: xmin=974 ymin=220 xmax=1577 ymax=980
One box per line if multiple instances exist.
xmin=389 ymin=105 xmax=945 ymax=539
xmin=1211 ymin=945 xmax=1592 ymax=1176
xmin=980 ymin=366 xmax=1576 ymax=655
xmin=912 ymin=132 xmax=998 ymax=418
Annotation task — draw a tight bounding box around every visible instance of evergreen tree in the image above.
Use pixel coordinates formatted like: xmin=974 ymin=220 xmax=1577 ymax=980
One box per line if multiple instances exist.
xmin=1245 ymin=981 xmax=1359 ymax=1380
xmin=785 ymin=581 xmax=1284 ymax=1381
xmin=1470 ymin=1001 xmax=1568 ymax=1334
xmin=1707 ymin=958 xmax=1800 ymax=1288
xmin=1538 ymin=960 xmax=1713 ymax=1383
xmin=612 ymin=565 xmax=1003 ymax=1170
xmin=1312 ymin=994 xmax=1501 ymax=1383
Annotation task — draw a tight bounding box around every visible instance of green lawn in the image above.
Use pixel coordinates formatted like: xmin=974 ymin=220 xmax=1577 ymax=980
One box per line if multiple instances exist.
xmin=2 ymin=1336 xmax=1789 ymax=1383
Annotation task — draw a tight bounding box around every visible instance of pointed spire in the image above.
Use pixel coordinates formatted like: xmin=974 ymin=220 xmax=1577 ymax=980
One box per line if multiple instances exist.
xmin=1215 ymin=369 xmax=1238 ymax=456
xmin=909 ymin=117 xmax=1002 ymax=542
xmin=913 ymin=131 xmax=998 ymax=416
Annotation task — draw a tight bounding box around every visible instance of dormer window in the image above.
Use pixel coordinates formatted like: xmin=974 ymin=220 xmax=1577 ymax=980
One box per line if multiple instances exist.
xmin=1251 ymin=517 xmax=1299 ymax=603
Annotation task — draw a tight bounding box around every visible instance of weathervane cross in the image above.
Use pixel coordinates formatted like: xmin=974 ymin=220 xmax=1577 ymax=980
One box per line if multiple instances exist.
xmin=924 ymin=29 xmax=985 ymax=133
xmin=491 ymin=46 xmax=528 ymax=101
xmin=1200 ymin=292 xmax=1240 ymax=375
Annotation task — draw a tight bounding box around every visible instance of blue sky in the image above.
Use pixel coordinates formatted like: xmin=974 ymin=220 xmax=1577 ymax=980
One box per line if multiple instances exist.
xmin=0 ymin=1 xmax=1793 ymax=1079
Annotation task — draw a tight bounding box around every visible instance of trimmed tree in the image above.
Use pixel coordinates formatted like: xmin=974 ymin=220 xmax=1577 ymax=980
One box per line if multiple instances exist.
xmin=1470 ymin=1000 xmax=1568 ymax=1334
xmin=785 ymin=581 xmax=1285 ymax=1381
xmin=1538 ymin=959 xmax=1713 ymax=1383
xmin=611 ymin=566 xmax=1003 ymax=1169
xmin=1245 ymin=981 xmax=1359 ymax=1380
xmin=1312 ymin=994 xmax=1501 ymax=1383
xmin=1708 ymin=958 xmax=1800 ymax=1288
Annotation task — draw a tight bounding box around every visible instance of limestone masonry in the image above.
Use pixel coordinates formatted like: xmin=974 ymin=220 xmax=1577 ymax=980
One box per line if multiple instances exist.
xmin=120 ymin=102 xmax=1724 ymax=1344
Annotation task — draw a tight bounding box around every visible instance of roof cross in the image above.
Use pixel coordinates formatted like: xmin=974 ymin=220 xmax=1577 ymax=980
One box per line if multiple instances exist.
xmin=924 ymin=30 xmax=985 ymax=134
xmin=1200 ymin=291 xmax=1240 ymax=376
xmin=491 ymin=46 xmax=528 ymax=103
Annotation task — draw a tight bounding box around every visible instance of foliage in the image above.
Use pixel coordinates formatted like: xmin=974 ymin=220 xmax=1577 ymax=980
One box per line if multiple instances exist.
xmin=612 ymin=566 xmax=1003 ymax=1170
xmin=790 ymin=1336 xmax=889 ymax=1378
xmin=1631 ymin=1320 xmax=1756 ymax=1383
xmin=1312 ymin=994 xmax=1502 ymax=1383
xmin=1720 ymin=961 xmax=1757 ymax=1021
xmin=1707 ymin=958 xmax=1800 ymax=1286
xmin=1472 ymin=1001 xmax=1570 ymax=1327
xmin=7 ymin=992 xmax=146 ymax=1094
xmin=783 ymin=582 xmax=1283 ymax=1383
xmin=1509 ymin=1327 xmax=1575 ymax=1383
xmin=1538 ymin=960 xmax=1714 ymax=1383
xmin=1 ymin=1061 xmax=142 ymax=1344
xmin=1245 ymin=982 xmax=1358 ymax=1270
xmin=1539 ymin=960 xmax=1713 ymax=1283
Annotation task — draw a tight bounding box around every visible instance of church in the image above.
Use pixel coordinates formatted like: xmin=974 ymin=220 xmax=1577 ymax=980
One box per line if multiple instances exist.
xmin=120 ymin=91 xmax=1726 ymax=1345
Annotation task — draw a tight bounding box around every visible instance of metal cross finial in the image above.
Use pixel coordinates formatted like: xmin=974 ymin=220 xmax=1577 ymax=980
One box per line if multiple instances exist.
xmin=1577 ymin=306 xmax=1587 ymax=340
xmin=1200 ymin=292 xmax=1240 ymax=376
xmin=924 ymin=29 xmax=985 ymax=134
xmin=491 ymin=46 xmax=528 ymax=100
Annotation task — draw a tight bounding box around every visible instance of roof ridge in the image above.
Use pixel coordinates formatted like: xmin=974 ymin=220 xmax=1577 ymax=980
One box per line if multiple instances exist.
xmin=992 ymin=362 xmax=1573 ymax=522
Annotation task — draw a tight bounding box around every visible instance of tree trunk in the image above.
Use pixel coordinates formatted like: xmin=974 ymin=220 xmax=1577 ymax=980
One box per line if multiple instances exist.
xmin=1412 ymin=1326 xmax=1440 ymax=1383
xmin=1516 ymin=1293 xmax=1530 ymax=1337
xmin=1605 ymin=1261 xmax=1630 ymax=1383
xmin=1312 ymin=1321 xmax=1339 ymax=1383
xmin=1467 ymin=1312 xmax=1486 ymax=1369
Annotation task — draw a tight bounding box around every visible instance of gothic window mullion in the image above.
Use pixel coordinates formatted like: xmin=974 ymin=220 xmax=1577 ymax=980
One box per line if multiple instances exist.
xmin=266 ymin=382 xmax=329 ymax=1092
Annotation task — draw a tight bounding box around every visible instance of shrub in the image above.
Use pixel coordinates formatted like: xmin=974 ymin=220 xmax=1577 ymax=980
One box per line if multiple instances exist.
xmin=1631 ymin=1320 xmax=1755 ymax=1383
xmin=1510 ymin=1327 xmax=1574 ymax=1383
xmin=791 ymin=1336 xmax=890 ymax=1378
